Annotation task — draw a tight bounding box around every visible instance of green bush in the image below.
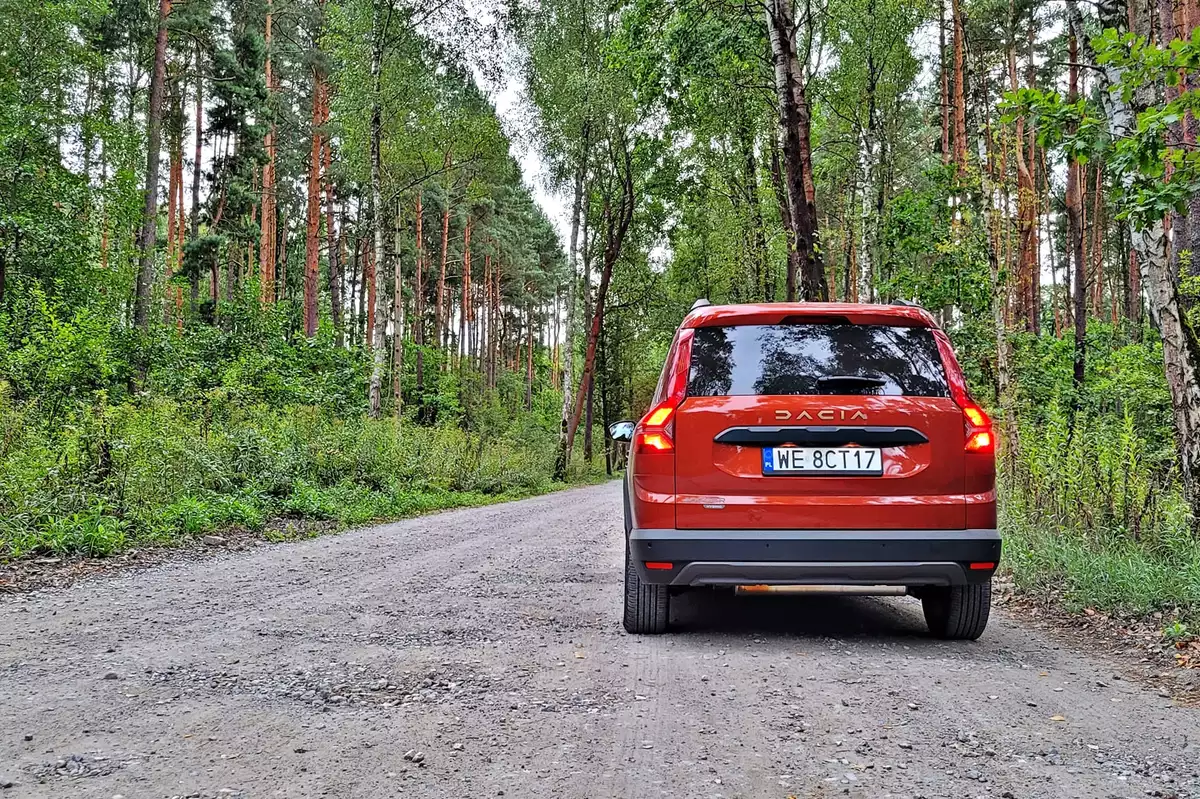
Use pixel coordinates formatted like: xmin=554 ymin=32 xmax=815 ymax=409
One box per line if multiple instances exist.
xmin=0 ymin=388 xmax=604 ymax=560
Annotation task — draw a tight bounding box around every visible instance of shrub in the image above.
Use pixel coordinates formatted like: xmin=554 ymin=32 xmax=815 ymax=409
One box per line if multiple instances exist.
xmin=0 ymin=392 xmax=603 ymax=559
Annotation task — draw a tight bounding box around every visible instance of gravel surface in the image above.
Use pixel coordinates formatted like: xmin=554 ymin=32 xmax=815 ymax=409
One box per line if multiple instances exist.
xmin=1 ymin=481 xmax=1197 ymax=798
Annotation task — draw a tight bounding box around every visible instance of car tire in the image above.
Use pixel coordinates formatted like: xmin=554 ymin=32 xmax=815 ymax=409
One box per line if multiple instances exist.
xmin=623 ymin=546 xmax=670 ymax=634
xmin=921 ymin=581 xmax=991 ymax=640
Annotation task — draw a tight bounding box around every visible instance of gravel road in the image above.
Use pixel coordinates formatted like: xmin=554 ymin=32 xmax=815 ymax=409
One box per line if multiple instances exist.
xmin=1 ymin=481 xmax=1197 ymax=798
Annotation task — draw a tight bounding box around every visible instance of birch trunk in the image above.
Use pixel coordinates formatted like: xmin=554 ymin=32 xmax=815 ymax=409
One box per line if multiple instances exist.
xmin=1096 ymin=0 xmax=1200 ymax=503
xmin=367 ymin=15 xmax=388 ymax=418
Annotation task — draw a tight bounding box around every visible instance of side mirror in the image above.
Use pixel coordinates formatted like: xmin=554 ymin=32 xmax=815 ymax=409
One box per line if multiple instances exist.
xmin=608 ymin=420 xmax=635 ymax=443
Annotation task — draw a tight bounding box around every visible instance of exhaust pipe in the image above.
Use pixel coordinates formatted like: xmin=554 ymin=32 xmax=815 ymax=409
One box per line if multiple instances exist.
xmin=734 ymin=584 xmax=908 ymax=596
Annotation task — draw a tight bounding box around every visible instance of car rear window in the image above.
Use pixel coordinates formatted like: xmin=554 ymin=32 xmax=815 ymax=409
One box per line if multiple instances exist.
xmin=687 ymin=324 xmax=949 ymax=397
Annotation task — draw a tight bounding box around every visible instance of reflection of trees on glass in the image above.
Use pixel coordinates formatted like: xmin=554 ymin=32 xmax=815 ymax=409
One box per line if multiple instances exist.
xmin=755 ymin=325 xmax=826 ymax=395
xmin=686 ymin=324 xmax=949 ymax=397
xmin=689 ymin=328 xmax=734 ymax=396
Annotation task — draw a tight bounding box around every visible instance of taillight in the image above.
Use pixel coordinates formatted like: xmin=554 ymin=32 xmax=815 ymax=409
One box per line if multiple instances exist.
xmin=932 ymin=329 xmax=995 ymax=455
xmin=637 ymin=428 xmax=674 ymax=453
xmin=634 ymin=329 xmax=694 ymax=454
xmin=962 ymin=403 xmax=994 ymax=454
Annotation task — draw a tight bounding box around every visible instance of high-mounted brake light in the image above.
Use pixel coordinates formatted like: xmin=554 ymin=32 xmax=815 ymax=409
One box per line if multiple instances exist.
xmin=634 ymin=329 xmax=694 ymax=454
xmin=932 ymin=329 xmax=995 ymax=455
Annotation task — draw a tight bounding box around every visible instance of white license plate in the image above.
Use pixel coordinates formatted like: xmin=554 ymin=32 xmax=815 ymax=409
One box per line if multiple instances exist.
xmin=762 ymin=447 xmax=883 ymax=475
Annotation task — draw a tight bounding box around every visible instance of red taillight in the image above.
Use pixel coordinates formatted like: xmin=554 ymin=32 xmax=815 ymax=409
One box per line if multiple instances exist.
xmin=961 ymin=402 xmax=994 ymax=454
xmin=963 ymin=405 xmax=987 ymax=428
xmin=634 ymin=329 xmax=694 ymax=455
xmin=965 ymin=429 xmax=993 ymax=453
xmin=933 ymin=329 xmax=995 ymax=455
xmin=644 ymin=405 xmax=674 ymax=427
xmin=636 ymin=402 xmax=679 ymax=453
xmin=644 ymin=561 xmax=674 ymax=570
xmin=638 ymin=431 xmax=673 ymax=452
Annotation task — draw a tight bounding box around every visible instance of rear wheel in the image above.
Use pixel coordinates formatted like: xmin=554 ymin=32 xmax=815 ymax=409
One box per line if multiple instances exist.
xmin=921 ymin=581 xmax=991 ymax=640
xmin=623 ymin=546 xmax=670 ymax=634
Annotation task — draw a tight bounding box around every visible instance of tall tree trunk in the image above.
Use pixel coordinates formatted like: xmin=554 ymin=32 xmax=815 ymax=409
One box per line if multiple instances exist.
xmin=365 ymin=239 xmax=376 ymax=346
xmin=393 ymin=204 xmax=405 ymax=413
xmin=367 ymin=13 xmax=388 ymax=418
xmin=492 ymin=258 xmax=501 ymax=383
xmin=738 ymin=116 xmax=770 ymax=301
xmin=1090 ymin=165 xmax=1105 ymax=316
xmin=599 ymin=326 xmax=612 ymax=475
xmin=525 ymin=300 xmax=534 ymax=412
xmin=859 ymin=26 xmax=878 ymax=303
xmin=1026 ymin=8 xmax=1040 ymax=330
xmin=190 ymin=42 xmax=203 ymax=305
xmin=583 ymin=364 xmax=594 ymax=462
xmin=566 ymin=143 xmax=634 ymax=457
xmin=483 ymin=251 xmax=493 ymax=382
xmin=415 ymin=199 xmax=426 ymax=412
xmin=767 ymin=134 xmax=798 ymax=302
xmin=166 ymin=137 xmax=184 ymax=329
xmin=1066 ymin=6 xmax=1087 ymax=401
xmin=413 ymin=192 xmax=424 ymax=364
xmin=460 ymin=215 xmax=471 ymax=364
xmin=950 ymin=0 xmax=968 ymax=175
xmin=939 ymin=0 xmax=950 ymax=164
xmin=458 ymin=244 xmax=467 ymax=373
xmin=260 ymin=0 xmax=276 ymax=304
xmin=324 ymin=127 xmax=342 ymax=345
xmin=845 ymin=182 xmax=858 ymax=302
xmin=166 ymin=135 xmax=179 ymax=326
xmin=1008 ymin=9 xmax=1038 ymax=334
xmin=349 ymin=213 xmax=361 ymax=348
xmin=765 ymin=0 xmax=826 ymax=301
xmin=554 ymin=127 xmax=589 ymax=480
xmin=303 ymin=69 xmax=324 ymax=337
xmin=133 ymin=0 xmax=172 ymax=331
xmin=1126 ymin=221 xmax=1142 ymax=334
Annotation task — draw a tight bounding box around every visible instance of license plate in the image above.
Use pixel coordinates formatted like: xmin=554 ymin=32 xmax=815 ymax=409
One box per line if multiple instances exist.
xmin=762 ymin=447 xmax=883 ymax=475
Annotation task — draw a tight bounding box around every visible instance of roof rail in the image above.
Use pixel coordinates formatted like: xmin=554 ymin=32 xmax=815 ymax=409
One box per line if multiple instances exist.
xmin=690 ymin=298 xmax=711 ymax=311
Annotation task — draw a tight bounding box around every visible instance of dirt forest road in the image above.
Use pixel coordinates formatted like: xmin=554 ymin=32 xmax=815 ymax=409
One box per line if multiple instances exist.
xmin=1 ymin=482 xmax=1198 ymax=799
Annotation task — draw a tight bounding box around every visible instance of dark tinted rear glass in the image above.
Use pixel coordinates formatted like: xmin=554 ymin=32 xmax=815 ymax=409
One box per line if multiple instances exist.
xmin=687 ymin=324 xmax=949 ymax=397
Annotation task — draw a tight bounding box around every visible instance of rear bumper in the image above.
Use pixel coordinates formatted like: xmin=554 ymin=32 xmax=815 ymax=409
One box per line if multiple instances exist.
xmin=629 ymin=528 xmax=1001 ymax=587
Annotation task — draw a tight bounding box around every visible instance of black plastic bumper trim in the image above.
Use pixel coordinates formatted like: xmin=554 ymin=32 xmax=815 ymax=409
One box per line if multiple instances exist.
xmin=629 ymin=528 xmax=1000 ymax=587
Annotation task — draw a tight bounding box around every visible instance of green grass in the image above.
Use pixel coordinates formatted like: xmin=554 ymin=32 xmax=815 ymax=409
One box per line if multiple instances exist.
xmin=999 ymin=406 xmax=1200 ymax=620
xmin=0 ymin=394 xmax=608 ymax=560
xmin=1001 ymin=515 xmax=1200 ymax=617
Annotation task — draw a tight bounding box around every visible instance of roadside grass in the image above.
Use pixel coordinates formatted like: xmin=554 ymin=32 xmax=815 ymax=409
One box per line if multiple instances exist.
xmin=1001 ymin=516 xmax=1200 ymax=618
xmin=999 ymin=406 xmax=1200 ymax=622
xmin=0 ymin=395 xmax=608 ymax=560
